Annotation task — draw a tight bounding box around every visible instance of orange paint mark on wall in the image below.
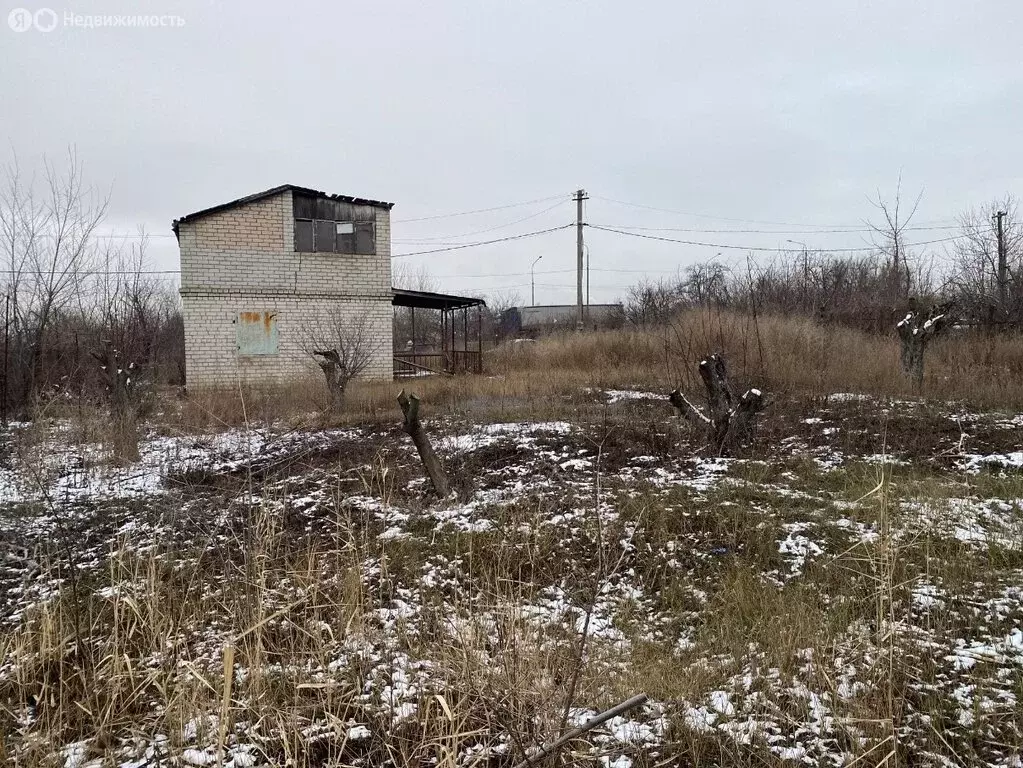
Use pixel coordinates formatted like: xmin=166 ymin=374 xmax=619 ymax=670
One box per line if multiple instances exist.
xmin=236 ymin=310 xmax=279 ymax=355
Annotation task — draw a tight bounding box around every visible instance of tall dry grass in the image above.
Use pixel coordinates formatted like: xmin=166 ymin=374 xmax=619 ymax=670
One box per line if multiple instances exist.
xmin=167 ymin=308 xmax=1023 ymax=430
xmin=478 ymin=309 xmax=1023 ymax=408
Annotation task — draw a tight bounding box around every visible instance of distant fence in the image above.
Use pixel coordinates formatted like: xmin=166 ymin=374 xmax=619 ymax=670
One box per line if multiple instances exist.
xmin=393 ymin=350 xmax=482 ymax=378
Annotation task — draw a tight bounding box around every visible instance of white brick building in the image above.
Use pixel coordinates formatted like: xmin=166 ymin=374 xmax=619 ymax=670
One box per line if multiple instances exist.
xmin=174 ymin=184 xmax=485 ymax=388
xmin=174 ymin=185 xmax=395 ymax=388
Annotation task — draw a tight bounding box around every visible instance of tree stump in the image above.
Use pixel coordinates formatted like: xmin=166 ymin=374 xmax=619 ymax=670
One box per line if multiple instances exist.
xmin=896 ymin=306 xmax=951 ymax=389
xmin=397 ymin=389 xmax=450 ymax=498
xmin=668 ymin=353 xmax=765 ymax=456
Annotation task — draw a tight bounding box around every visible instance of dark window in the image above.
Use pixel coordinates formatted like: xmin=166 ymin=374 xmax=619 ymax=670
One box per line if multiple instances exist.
xmin=292 ymin=192 xmax=377 ymax=254
xmin=295 ymin=219 xmax=314 ymax=252
xmin=314 ymin=220 xmax=335 ymax=252
xmin=355 ymin=222 xmax=375 ymax=255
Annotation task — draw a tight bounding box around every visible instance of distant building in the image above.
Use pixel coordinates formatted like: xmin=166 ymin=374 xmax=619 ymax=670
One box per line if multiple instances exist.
xmin=500 ymin=304 xmax=624 ymax=338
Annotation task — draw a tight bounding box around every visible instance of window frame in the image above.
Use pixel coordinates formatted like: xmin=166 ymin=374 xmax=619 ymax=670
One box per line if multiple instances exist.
xmin=293 ymin=216 xmax=376 ymax=255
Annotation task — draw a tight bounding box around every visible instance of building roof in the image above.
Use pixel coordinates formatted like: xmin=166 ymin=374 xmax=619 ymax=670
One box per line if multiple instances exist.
xmin=510 ymin=304 xmax=623 ymax=326
xmin=392 ymin=287 xmax=486 ymax=311
xmin=172 ymin=184 xmax=395 ymax=235
xmin=517 ymin=304 xmax=623 ymax=311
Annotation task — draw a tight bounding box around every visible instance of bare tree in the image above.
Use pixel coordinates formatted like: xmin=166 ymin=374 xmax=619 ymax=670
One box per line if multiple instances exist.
xmin=0 ymin=151 xmax=183 ymax=417
xmin=484 ymin=289 xmax=521 ymax=342
xmin=867 ymin=175 xmax=923 ymax=301
xmin=0 ymin=149 xmax=107 ymax=408
xmin=95 ymin=229 xmax=179 ymax=366
xmin=302 ymin=308 xmax=380 ymax=411
xmin=392 ymin=263 xmax=441 ymax=353
xmin=625 ymin=275 xmax=685 ymax=325
xmin=392 ymin=261 xmax=438 ymax=292
xmin=0 ymin=154 xmax=44 ymax=409
xmin=683 ymin=262 xmax=733 ymax=306
xmin=947 ymin=196 xmax=1023 ymax=328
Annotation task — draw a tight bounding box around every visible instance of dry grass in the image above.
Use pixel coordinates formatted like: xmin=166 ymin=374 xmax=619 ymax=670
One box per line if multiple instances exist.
xmin=169 ymin=310 xmax=1023 ymax=431
xmin=5 ymin=430 xmax=1020 ymax=766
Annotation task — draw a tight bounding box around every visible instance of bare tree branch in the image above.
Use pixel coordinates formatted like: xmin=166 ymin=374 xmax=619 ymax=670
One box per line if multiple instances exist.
xmin=301 ymin=307 xmax=380 ymax=412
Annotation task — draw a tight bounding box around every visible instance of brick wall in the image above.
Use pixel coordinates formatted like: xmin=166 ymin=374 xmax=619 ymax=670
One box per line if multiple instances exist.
xmin=178 ymin=189 xmax=394 ymax=388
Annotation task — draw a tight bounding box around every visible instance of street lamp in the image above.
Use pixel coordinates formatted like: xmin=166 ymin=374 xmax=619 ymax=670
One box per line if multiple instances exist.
xmin=583 ymin=244 xmax=590 ymax=314
xmin=531 ymin=255 xmax=543 ymax=306
xmin=787 ymin=239 xmax=811 ymax=300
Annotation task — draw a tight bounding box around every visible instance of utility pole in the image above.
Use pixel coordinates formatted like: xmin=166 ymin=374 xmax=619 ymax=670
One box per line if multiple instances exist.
xmin=575 ymin=189 xmax=587 ymax=330
xmin=995 ymin=210 xmax=1007 ymax=316
xmin=531 ymin=254 xmax=543 ymax=306
xmin=787 ymin=239 xmax=809 ymax=306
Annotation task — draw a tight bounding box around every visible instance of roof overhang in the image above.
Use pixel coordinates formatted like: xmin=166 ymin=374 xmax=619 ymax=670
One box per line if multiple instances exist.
xmin=172 ymin=184 xmax=395 ymax=237
xmin=392 ymin=287 xmax=486 ymax=311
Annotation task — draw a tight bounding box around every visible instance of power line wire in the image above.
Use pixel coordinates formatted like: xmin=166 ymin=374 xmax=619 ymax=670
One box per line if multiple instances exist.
xmin=0 ymin=268 xmax=180 ymax=275
xmin=589 ymin=222 xmax=960 ymax=235
xmin=94 ymin=232 xmax=176 ymax=239
xmin=392 ymin=225 xmax=572 ymax=258
xmin=393 ymin=199 xmax=569 ymax=243
xmin=90 ymin=196 xmax=572 ymax=238
xmin=588 ymin=224 xmax=963 ymax=253
xmin=431 ymin=268 xmax=577 ymax=279
xmin=591 ymin=195 xmax=960 ymax=229
xmin=393 ymin=194 xmax=570 ymax=223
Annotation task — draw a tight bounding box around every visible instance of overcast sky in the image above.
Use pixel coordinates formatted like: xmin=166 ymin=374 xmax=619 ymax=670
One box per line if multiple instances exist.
xmin=2 ymin=1 xmax=1021 ymax=304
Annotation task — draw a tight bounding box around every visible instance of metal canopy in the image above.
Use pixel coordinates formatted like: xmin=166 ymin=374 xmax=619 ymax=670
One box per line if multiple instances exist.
xmin=391 ymin=287 xmax=486 ymax=311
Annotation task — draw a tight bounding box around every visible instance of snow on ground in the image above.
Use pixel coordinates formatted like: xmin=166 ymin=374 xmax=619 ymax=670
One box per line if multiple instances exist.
xmin=436 ymin=420 xmax=573 ymax=453
xmin=959 ymin=451 xmax=1023 ymax=473
xmin=1 ymin=389 xmax=1022 ymax=766
xmin=0 ymin=424 xmax=363 ymax=506
xmin=602 ymin=389 xmax=664 ymax=405
xmin=904 ymin=496 xmax=1023 ymax=551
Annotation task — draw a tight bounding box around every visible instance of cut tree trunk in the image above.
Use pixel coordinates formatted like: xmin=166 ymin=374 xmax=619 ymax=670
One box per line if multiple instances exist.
xmin=314 ymin=349 xmax=346 ymax=411
xmin=91 ymin=340 xmax=140 ymax=464
xmin=669 ymin=353 xmax=765 ymax=456
xmin=397 ymin=389 xmax=450 ymax=498
xmin=895 ymin=307 xmax=950 ymax=389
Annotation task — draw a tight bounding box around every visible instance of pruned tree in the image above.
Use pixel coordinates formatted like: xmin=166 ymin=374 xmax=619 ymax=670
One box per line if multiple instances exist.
xmin=302 ymin=308 xmax=379 ymax=412
xmin=895 ymin=303 xmax=953 ymax=389
xmin=669 ymin=353 xmax=765 ymax=456
xmin=397 ymin=389 xmax=450 ymax=497
xmin=91 ymin=340 xmax=142 ymax=463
